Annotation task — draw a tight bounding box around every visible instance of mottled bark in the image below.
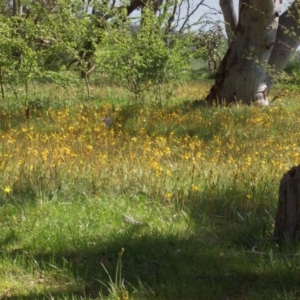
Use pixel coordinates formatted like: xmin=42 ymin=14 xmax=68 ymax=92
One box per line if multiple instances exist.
xmin=219 ymin=0 xmax=237 ymax=44
xmin=274 ymin=165 xmax=300 ymax=242
xmin=206 ymin=0 xmax=281 ymax=105
xmin=267 ymin=0 xmax=300 ymax=91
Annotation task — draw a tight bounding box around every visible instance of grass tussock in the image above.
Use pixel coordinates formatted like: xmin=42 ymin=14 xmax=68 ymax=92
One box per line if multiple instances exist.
xmin=1 ymin=82 xmax=300 ymax=299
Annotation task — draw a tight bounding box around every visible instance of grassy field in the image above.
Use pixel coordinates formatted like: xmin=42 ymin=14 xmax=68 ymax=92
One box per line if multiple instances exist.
xmin=1 ymin=81 xmax=300 ymax=299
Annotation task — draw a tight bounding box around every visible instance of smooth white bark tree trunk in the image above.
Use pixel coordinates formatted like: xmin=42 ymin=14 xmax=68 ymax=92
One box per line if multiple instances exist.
xmin=219 ymin=0 xmax=238 ymax=45
xmin=267 ymin=1 xmax=300 ymax=91
xmin=207 ymin=0 xmax=281 ymax=105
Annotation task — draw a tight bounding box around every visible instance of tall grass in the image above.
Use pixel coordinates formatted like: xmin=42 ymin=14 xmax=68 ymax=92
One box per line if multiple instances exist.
xmin=1 ymin=82 xmax=300 ymax=299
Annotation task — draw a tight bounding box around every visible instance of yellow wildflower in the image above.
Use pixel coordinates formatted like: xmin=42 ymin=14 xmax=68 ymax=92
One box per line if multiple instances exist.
xmin=3 ymin=186 xmax=11 ymax=194
xmin=165 ymin=192 xmax=172 ymax=200
xmin=191 ymin=185 xmax=199 ymax=192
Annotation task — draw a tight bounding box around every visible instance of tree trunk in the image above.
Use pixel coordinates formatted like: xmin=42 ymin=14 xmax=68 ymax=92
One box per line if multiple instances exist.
xmin=0 ymin=68 xmax=5 ymax=101
xmin=219 ymin=0 xmax=237 ymax=45
xmin=206 ymin=0 xmax=281 ymax=106
xmin=274 ymin=165 xmax=300 ymax=242
xmin=267 ymin=1 xmax=300 ymax=92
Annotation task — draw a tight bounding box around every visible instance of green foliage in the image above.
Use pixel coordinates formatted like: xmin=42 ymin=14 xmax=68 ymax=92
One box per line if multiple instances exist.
xmin=0 ymin=0 xmax=108 ymax=99
xmin=0 ymin=0 xmax=196 ymax=103
xmin=97 ymin=7 xmax=192 ymax=102
xmin=0 ymin=1 xmax=74 ymax=98
xmin=191 ymin=23 xmax=225 ymax=73
xmin=0 ymin=1 xmax=230 ymax=104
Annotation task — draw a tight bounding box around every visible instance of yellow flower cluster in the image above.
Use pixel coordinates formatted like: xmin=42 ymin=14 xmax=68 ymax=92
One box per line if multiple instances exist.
xmin=0 ymin=91 xmax=299 ymax=205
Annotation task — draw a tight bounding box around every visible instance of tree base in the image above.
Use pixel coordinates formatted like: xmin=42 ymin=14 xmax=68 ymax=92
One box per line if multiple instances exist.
xmin=274 ymin=165 xmax=300 ymax=242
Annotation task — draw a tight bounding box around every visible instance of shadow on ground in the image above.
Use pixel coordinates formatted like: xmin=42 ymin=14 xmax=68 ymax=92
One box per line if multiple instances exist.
xmin=4 ymin=232 xmax=300 ymax=300
xmin=3 ymin=184 xmax=300 ymax=300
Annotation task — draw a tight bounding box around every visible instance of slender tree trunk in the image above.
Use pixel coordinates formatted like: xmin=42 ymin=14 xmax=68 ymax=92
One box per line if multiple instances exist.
xmin=206 ymin=0 xmax=281 ymax=105
xmin=12 ymin=0 xmax=18 ymax=16
xmin=0 ymin=68 xmax=5 ymax=101
xmin=84 ymin=73 xmax=91 ymax=101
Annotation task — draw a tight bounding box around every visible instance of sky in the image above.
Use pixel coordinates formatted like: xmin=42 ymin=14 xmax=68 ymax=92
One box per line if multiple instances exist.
xmin=197 ymin=0 xmax=291 ymax=15
xmin=188 ymin=0 xmax=291 ymax=31
xmin=127 ymin=0 xmax=293 ymax=34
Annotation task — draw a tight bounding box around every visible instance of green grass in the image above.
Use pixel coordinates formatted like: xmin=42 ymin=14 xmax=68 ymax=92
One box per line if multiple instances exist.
xmin=2 ymin=190 xmax=300 ymax=300
xmin=1 ymin=82 xmax=300 ymax=299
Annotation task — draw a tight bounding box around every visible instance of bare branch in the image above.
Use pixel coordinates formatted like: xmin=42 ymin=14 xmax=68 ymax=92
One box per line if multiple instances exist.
xmin=202 ymin=4 xmax=222 ymax=14
xmin=178 ymin=0 xmax=205 ymax=33
xmin=175 ymin=0 xmax=184 ymax=30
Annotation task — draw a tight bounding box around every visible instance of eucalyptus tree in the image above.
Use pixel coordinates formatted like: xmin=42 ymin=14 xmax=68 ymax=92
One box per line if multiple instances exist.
xmin=206 ymin=0 xmax=300 ymax=106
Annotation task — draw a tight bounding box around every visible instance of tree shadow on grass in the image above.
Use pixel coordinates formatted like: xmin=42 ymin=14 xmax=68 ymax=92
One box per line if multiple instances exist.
xmin=5 ymin=233 xmax=300 ymax=300
xmin=3 ymin=185 xmax=300 ymax=300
